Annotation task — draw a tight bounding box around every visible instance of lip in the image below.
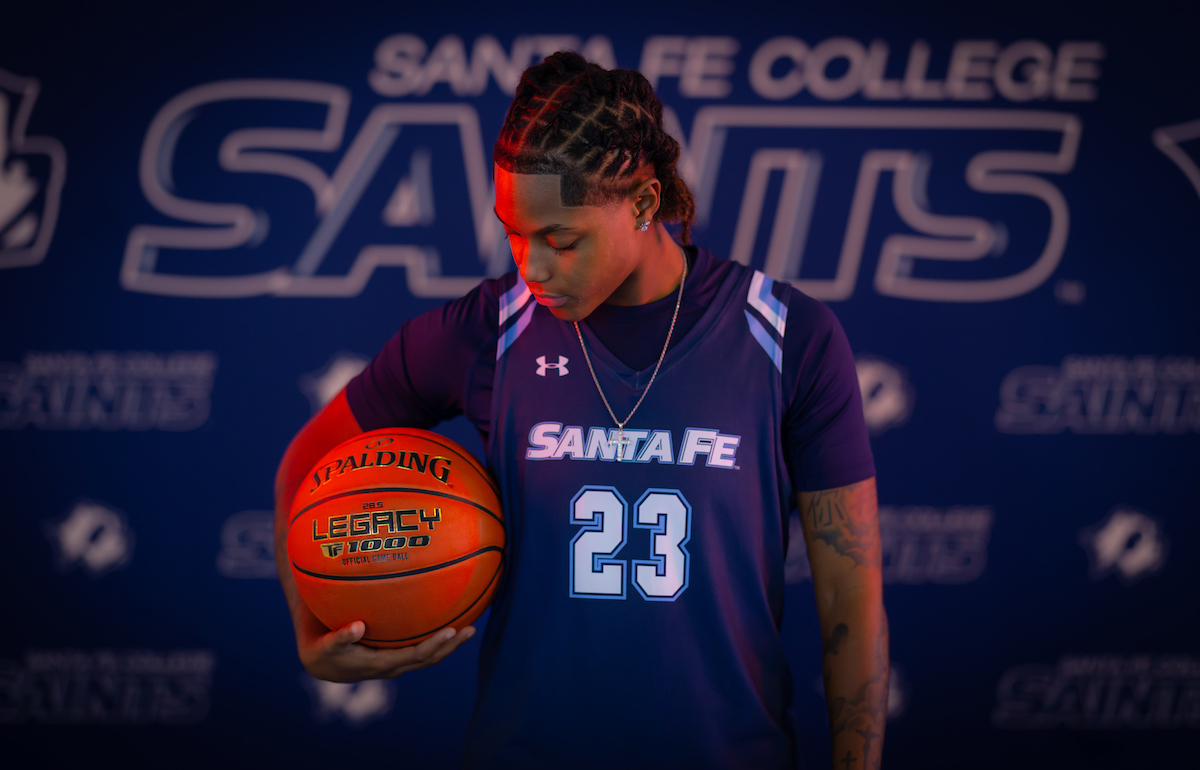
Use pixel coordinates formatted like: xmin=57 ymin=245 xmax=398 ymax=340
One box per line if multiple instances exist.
xmin=532 ymin=293 xmax=568 ymax=308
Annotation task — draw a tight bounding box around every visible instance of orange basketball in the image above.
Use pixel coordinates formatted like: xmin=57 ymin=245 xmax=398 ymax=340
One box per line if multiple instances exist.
xmin=287 ymin=428 xmax=505 ymax=647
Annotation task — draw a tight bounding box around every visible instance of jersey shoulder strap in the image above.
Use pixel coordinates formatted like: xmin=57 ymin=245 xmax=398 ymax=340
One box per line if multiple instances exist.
xmin=494 ymin=271 xmax=535 ymax=360
xmin=739 ymin=266 xmax=790 ymax=373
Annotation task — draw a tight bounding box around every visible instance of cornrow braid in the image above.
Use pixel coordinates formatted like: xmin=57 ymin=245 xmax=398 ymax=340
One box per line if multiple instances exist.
xmin=494 ymin=50 xmax=696 ymax=244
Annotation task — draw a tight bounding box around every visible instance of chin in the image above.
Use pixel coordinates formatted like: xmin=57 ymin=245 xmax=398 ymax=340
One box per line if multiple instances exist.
xmin=548 ymin=306 xmax=584 ymax=322
xmin=546 ymin=298 xmax=599 ymax=323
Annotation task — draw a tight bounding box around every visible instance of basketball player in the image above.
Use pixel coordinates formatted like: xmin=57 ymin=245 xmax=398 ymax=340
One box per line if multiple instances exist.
xmin=275 ymin=52 xmax=888 ymax=769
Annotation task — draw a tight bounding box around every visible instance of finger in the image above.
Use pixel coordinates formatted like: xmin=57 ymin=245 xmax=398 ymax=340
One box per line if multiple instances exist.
xmin=385 ymin=626 xmax=475 ymax=677
xmin=429 ymin=625 xmax=475 ymax=661
xmin=411 ymin=626 xmax=459 ymax=662
xmin=322 ymin=620 xmax=365 ymax=652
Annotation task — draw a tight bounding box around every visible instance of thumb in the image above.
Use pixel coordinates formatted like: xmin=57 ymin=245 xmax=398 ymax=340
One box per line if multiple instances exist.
xmin=328 ymin=620 xmax=365 ymax=648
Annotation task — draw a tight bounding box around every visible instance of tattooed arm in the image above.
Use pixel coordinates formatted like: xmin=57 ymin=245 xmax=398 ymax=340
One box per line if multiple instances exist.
xmin=798 ymin=477 xmax=889 ymax=770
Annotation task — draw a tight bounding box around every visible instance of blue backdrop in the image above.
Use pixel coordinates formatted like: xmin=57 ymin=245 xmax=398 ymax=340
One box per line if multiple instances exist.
xmin=2 ymin=0 xmax=1198 ymax=767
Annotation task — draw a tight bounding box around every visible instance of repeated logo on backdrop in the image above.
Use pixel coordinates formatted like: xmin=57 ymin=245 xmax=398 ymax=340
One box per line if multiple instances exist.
xmin=0 ymin=649 xmax=217 ymax=724
xmin=1078 ymin=507 xmax=1169 ymax=584
xmin=855 ymin=354 xmax=915 ymax=437
xmin=0 ymin=351 xmax=218 ymax=431
xmin=996 ymin=355 xmax=1200 ymax=434
xmin=302 ymin=677 xmax=394 ymax=726
xmin=993 ymin=654 xmax=1200 ymax=729
xmin=44 ymin=499 xmax=135 ymax=578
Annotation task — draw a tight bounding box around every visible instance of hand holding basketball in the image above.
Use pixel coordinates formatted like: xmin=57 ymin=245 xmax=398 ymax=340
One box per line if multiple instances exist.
xmin=292 ymin=599 xmax=475 ymax=682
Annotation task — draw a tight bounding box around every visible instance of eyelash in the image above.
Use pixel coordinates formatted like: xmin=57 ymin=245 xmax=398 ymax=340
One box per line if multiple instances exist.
xmin=503 ymin=233 xmax=577 ymax=253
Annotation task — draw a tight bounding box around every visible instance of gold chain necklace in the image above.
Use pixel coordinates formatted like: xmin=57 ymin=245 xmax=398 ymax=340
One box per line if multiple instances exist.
xmin=573 ymin=247 xmax=688 ymax=462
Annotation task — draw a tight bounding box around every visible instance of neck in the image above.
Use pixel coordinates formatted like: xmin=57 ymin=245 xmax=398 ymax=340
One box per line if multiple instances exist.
xmin=604 ymin=222 xmax=685 ymax=307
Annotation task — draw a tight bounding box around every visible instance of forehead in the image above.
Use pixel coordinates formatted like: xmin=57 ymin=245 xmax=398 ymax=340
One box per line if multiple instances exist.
xmin=494 ymin=165 xmax=587 ymax=226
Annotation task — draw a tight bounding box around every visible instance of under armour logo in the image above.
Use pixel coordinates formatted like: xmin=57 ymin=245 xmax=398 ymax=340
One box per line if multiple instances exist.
xmin=536 ymin=355 xmax=569 ymax=377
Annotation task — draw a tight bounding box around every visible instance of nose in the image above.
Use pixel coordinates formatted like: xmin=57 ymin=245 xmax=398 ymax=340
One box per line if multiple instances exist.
xmin=514 ymin=242 xmax=553 ymax=285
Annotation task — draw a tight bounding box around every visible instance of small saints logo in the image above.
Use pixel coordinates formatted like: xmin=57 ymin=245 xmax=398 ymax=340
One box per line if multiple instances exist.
xmin=304 ymin=677 xmax=394 ymax=726
xmin=536 ymin=355 xmax=569 ymax=377
xmin=855 ymin=354 xmax=914 ymax=436
xmin=1078 ymin=507 xmax=1169 ymax=584
xmin=45 ymin=500 xmax=135 ymax=578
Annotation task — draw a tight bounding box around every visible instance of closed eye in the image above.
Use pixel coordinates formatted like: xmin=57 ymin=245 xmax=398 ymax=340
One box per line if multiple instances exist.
xmin=501 ymin=228 xmax=574 ymax=253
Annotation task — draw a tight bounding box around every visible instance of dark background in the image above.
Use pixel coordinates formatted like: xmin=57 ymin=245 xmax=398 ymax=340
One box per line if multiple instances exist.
xmin=2 ymin=0 xmax=1197 ymax=767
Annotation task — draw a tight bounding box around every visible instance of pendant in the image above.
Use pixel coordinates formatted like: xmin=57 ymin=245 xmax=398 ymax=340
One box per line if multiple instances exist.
xmin=611 ymin=428 xmax=633 ymax=462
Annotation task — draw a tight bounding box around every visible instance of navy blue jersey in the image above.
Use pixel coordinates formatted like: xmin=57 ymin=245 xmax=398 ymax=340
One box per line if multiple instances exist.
xmin=347 ymin=247 xmax=875 ymax=768
xmin=467 ymin=264 xmax=800 ymax=769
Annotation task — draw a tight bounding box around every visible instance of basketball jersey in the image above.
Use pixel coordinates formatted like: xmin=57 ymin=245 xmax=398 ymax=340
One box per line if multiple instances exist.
xmin=465 ymin=262 xmax=797 ymax=769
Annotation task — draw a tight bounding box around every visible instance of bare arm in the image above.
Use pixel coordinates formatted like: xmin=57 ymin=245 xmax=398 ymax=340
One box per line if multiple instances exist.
xmin=797 ymin=477 xmax=889 ymax=770
xmin=274 ymin=387 xmax=475 ymax=681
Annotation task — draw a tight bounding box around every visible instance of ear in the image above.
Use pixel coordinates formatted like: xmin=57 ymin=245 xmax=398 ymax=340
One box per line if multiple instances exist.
xmin=629 ymin=174 xmax=662 ymax=223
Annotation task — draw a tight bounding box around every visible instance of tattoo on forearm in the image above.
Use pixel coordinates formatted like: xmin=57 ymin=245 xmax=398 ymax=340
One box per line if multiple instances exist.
xmin=825 ymin=623 xmax=849 ymax=654
xmin=823 ymin=617 xmax=889 ymax=770
xmin=803 ymin=481 xmax=880 ymax=569
xmin=827 ymin=680 xmax=886 ymax=770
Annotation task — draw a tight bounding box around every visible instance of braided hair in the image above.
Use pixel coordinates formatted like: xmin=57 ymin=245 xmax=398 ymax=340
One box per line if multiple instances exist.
xmin=494 ymin=51 xmax=696 ymax=244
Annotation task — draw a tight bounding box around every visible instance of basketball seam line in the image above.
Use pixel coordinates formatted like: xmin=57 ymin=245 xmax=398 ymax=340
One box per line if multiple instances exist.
xmin=289 ymin=486 xmax=503 ymax=529
xmin=349 ymin=428 xmax=503 ymax=498
xmin=408 ymin=433 xmax=503 ymax=498
xmin=291 ymin=545 xmax=503 ymax=581
xmin=361 ymin=554 xmax=505 ymax=643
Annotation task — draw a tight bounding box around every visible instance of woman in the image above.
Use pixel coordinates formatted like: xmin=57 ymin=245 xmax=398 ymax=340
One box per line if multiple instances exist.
xmin=274 ymin=51 xmax=888 ymax=769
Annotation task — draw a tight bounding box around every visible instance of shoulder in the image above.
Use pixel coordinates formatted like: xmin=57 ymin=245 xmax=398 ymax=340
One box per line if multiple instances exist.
xmin=412 ymin=273 xmax=516 ymax=338
xmin=695 ymin=246 xmax=841 ymax=343
xmin=458 ymin=273 xmax=514 ymax=321
xmin=776 ymin=283 xmax=844 ymax=343
xmin=775 ymin=284 xmax=857 ymax=404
